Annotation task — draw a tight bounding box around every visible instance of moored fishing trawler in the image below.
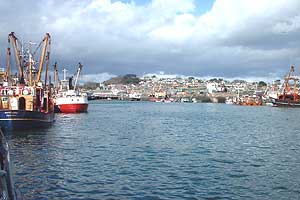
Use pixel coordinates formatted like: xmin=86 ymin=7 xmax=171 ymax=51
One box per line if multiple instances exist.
xmin=0 ymin=32 xmax=54 ymax=130
xmin=54 ymin=63 xmax=88 ymax=113
xmin=273 ymin=66 xmax=300 ymax=107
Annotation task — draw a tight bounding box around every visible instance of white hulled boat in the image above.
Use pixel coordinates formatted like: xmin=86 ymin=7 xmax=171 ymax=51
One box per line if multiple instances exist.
xmin=55 ymin=63 xmax=88 ymax=113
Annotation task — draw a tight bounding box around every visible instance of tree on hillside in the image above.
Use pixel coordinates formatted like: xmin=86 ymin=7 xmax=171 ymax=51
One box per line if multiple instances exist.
xmin=123 ymin=74 xmax=140 ymax=84
xmin=104 ymin=74 xmax=141 ymax=85
xmin=124 ymin=74 xmax=137 ymax=78
xmin=258 ymin=81 xmax=267 ymax=87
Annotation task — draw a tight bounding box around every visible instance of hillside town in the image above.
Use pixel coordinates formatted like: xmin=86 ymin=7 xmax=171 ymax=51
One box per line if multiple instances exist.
xmin=81 ymin=74 xmax=282 ymax=104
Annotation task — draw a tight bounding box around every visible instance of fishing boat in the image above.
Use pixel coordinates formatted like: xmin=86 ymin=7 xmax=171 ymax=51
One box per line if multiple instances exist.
xmin=236 ymin=95 xmax=263 ymax=106
xmin=273 ymin=66 xmax=300 ymax=107
xmin=128 ymin=93 xmax=141 ymax=101
xmin=180 ymin=97 xmax=191 ymax=103
xmin=0 ymin=32 xmax=54 ymax=130
xmin=225 ymin=97 xmax=234 ymax=104
xmin=54 ymin=63 xmax=88 ymax=113
xmin=148 ymin=95 xmax=161 ymax=102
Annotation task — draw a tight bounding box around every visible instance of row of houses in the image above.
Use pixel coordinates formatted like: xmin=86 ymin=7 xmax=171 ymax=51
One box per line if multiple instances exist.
xmin=85 ymin=76 xmax=279 ymax=101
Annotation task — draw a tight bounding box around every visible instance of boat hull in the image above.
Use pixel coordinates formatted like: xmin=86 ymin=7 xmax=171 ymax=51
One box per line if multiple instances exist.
xmin=0 ymin=110 xmax=54 ymax=131
xmin=273 ymin=100 xmax=300 ymax=107
xmin=55 ymin=95 xmax=88 ymax=113
xmin=58 ymin=103 xmax=88 ymax=113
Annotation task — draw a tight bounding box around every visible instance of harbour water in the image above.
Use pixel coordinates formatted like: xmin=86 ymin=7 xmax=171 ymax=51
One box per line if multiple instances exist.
xmin=8 ymin=101 xmax=300 ymax=199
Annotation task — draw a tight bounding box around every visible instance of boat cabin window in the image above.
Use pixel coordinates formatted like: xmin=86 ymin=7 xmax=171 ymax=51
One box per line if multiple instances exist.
xmin=43 ymin=97 xmax=47 ymax=110
xmin=18 ymin=97 xmax=26 ymax=110
xmin=0 ymin=90 xmax=6 ymax=95
xmin=36 ymin=93 xmax=41 ymax=108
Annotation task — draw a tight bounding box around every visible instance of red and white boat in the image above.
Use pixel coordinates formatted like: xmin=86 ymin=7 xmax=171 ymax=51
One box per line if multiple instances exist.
xmin=55 ymin=63 xmax=88 ymax=113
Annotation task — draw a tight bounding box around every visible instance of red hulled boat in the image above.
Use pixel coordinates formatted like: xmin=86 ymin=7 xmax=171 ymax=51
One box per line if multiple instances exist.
xmin=273 ymin=65 xmax=300 ymax=107
xmin=54 ymin=63 xmax=88 ymax=113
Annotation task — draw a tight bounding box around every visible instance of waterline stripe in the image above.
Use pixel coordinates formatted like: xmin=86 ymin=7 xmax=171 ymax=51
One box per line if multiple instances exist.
xmin=0 ymin=118 xmax=51 ymax=122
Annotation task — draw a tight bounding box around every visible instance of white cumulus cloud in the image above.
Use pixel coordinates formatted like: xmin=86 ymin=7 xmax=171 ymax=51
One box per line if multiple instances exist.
xmin=0 ymin=0 xmax=299 ymax=79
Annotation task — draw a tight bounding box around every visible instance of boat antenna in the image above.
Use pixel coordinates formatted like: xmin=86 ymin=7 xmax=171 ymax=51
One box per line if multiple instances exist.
xmin=63 ymin=69 xmax=67 ymax=81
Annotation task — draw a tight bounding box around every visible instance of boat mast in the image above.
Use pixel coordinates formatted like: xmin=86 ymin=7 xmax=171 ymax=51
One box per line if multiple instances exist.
xmin=8 ymin=32 xmax=24 ymax=83
xmin=6 ymin=47 xmax=11 ymax=83
xmin=63 ymin=69 xmax=67 ymax=81
xmin=73 ymin=63 xmax=83 ymax=91
xmin=282 ymin=66 xmax=291 ymax=97
xmin=44 ymin=50 xmax=51 ymax=87
xmin=281 ymin=65 xmax=297 ymax=101
xmin=53 ymin=62 xmax=59 ymax=95
xmin=29 ymin=49 xmax=33 ymax=86
xmin=292 ymin=66 xmax=298 ymax=101
xmin=27 ymin=41 xmax=37 ymax=87
xmin=36 ymin=33 xmax=51 ymax=85
xmin=293 ymin=77 xmax=298 ymax=101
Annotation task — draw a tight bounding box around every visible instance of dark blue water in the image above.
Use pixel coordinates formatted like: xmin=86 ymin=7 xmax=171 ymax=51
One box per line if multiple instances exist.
xmin=8 ymin=102 xmax=300 ymax=199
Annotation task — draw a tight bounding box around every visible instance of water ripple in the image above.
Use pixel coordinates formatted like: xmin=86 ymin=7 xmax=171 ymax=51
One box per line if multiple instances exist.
xmin=7 ymin=102 xmax=300 ymax=199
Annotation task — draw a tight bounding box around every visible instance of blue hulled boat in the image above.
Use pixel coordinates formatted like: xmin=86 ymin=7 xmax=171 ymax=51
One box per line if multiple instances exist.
xmin=0 ymin=32 xmax=54 ymax=131
xmin=0 ymin=110 xmax=54 ymax=130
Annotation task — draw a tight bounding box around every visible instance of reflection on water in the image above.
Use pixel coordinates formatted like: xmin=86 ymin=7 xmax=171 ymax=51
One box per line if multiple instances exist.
xmin=6 ymin=102 xmax=300 ymax=199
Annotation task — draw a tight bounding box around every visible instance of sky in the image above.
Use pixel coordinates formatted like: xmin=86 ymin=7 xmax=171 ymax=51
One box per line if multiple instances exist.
xmin=0 ymin=0 xmax=299 ymax=82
